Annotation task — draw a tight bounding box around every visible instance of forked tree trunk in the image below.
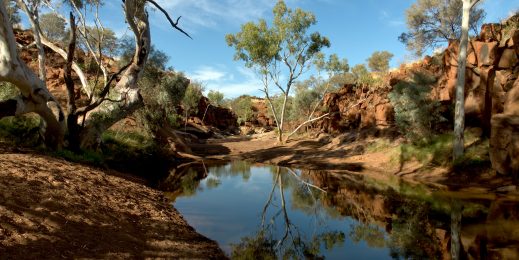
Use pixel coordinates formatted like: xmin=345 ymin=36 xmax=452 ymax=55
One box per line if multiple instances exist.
xmin=0 ymin=1 xmax=64 ymax=148
xmin=78 ymin=0 xmax=150 ymax=148
xmin=278 ymin=92 xmax=289 ymax=143
xmin=453 ymin=0 xmax=472 ymax=162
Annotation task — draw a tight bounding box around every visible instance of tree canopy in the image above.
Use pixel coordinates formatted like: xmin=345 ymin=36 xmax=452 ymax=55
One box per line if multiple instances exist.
xmin=367 ymin=51 xmax=394 ymax=73
xmin=226 ymin=0 xmax=329 ymax=143
xmin=399 ymin=0 xmax=485 ymax=56
xmin=40 ymin=12 xmax=67 ymax=42
xmin=207 ymin=90 xmax=224 ymax=106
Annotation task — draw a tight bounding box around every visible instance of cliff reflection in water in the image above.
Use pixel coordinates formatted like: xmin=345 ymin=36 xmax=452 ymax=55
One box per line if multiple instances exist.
xmin=163 ymin=161 xmax=519 ymax=259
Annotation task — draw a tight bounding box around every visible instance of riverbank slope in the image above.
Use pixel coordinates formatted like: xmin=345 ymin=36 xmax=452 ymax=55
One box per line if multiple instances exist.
xmin=0 ymin=145 xmax=225 ymax=258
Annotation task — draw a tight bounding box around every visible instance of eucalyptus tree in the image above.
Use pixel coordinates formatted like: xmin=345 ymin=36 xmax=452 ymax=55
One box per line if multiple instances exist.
xmin=285 ymin=53 xmax=349 ymax=141
xmin=40 ymin=12 xmax=67 ymax=42
xmin=453 ymin=0 xmax=483 ymax=162
xmin=226 ymin=0 xmax=330 ymax=143
xmin=207 ymin=90 xmax=224 ymax=107
xmin=4 ymin=0 xmax=20 ymax=24
xmin=399 ymin=0 xmax=485 ymax=56
xmin=367 ymin=51 xmax=393 ymax=73
xmin=0 ymin=0 xmax=190 ymax=149
xmin=0 ymin=1 xmax=64 ymax=147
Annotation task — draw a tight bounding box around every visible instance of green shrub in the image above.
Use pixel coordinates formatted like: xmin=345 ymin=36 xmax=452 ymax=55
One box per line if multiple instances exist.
xmin=0 ymin=115 xmax=41 ymax=146
xmin=388 ymin=72 xmax=445 ymax=143
xmin=0 ymin=82 xmax=20 ymax=100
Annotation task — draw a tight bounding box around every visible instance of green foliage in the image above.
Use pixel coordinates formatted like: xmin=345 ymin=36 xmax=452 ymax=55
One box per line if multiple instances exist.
xmin=351 ymin=64 xmax=377 ymax=86
xmin=325 ymin=53 xmax=349 ymax=75
xmin=227 ymin=1 xmax=330 ymax=140
xmin=231 ymin=232 xmax=277 ymax=260
xmin=502 ymin=11 xmax=519 ymax=41
xmin=292 ymin=80 xmax=320 ymax=120
xmin=61 ymin=0 xmax=103 ymax=9
xmin=349 ymin=224 xmax=386 ymax=248
xmin=387 ymin=196 xmax=442 ymax=259
xmin=230 ymin=95 xmax=254 ymax=125
xmin=399 ymin=0 xmax=486 ymax=56
xmin=4 ymin=0 xmax=20 ymax=25
xmin=268 ymin=94 xmax=294 ymax=122
xmin=0 ymin=82 xmax=20 ymax=100
xmin=53 ymin=149 xmax=103 ymax=166
xmin=399 ymin=133 xmax=453 ymax=165
xmin=397 ymin=129 xmax=488 ymax=168
xmin=226 ymin=19 xmax=279 ymax=69
xmin=182 ymin=82 xmax=204 ymax=116
xmin=388 ymin=72 xmax=444 ymax=143
xmin=367 ymin=51 xmax=394 ymax=72
xmin=99 ymin=130 xmax=171 ymax=177
xmin=40 ymin=12 xmax=67 ymax=42
xmin=137 ymin=70 xmax=189 ymax=133
xmin=0 ymin=115 xmax=40 ymax=146
xmin=80 ymin=26 xmax=118 ymax=56
xmin=207 ymin=90 xmax=224 ymax=106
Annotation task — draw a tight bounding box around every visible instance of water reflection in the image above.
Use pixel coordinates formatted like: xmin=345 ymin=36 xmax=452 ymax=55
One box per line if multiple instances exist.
xmin=164 ymin=161 xmax=519 ymax=259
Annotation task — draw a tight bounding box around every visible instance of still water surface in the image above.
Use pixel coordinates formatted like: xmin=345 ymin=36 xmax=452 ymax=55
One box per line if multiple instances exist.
xmin=165 ymin=161 xmax=519 ymax=259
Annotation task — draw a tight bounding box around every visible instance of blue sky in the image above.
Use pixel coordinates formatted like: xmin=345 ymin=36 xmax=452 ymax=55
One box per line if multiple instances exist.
xmin=63 ymin=0 xmax=519 ymax=98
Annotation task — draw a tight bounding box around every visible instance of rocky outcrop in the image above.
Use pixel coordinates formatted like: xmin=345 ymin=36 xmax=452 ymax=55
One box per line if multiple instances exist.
xmin=490 ymin=77 xmax=519 ymax=175
xmin=249 ymin=98 xmax=276 ymax=127
xmin=320 ymin=16 xmax=519 ymax=174
xmin=196 ymin=97 xmax=239 ymax=134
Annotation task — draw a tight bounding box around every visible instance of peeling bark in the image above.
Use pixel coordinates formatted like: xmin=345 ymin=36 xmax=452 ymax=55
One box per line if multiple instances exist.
xmin=0 ymin=1 xmax=64 ymax=148
xmin=78 ymin=0 xmax=150 ymax=148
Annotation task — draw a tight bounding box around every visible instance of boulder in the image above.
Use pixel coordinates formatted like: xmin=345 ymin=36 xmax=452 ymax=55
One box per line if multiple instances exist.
xmin=498 ymin=48 xmax=518 ymax=69
xmin=490 ymin=79 xmax=519 ymax=175
xmin=473 ymin=41 xmax=499 ymax=67
xmin=479 ymin=23 xmax=502 ymax=42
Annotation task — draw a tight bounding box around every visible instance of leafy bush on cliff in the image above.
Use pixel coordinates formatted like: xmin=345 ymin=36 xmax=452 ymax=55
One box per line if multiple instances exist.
xmin=388 ymin=72 xmax=445 ymax=143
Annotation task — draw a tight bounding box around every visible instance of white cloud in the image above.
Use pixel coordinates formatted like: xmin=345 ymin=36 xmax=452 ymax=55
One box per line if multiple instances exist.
xmin=187 ymin=65 xmax=263 ymax=98
xmin=379 ymin=9 xmax=405 ymax=27
xmin=154 ymin=0 xmax=276 ymax=33
xmin=190 ymin=66 xmax=226 ymax=82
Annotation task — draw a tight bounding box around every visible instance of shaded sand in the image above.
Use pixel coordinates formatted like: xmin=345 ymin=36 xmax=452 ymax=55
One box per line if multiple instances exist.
xmin=0 ymin=147 xmax=225 ymax=259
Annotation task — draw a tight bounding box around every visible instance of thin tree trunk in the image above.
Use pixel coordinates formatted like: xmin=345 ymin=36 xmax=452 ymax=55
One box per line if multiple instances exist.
xmin=278 ymin=91 xmax=289 ymax=143
xmin=16 ymin=1 xmax=46 ymax=82
xmin=285 ymin=113 xmax=329 ymax=142
xmin=450 ymin=202 xmax=463 ymax=260
xmin=202 ymin=103 xmax=210 ymax=124
xmin=79 ymin=0 xmax=149 ymax=148
xmin=40 ymin=36 xmax=91 ymax=97
xmin=453 ymin=0 xmax=471 ymax=161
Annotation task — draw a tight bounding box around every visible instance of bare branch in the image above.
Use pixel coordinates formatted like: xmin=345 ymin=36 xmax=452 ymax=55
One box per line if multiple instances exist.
xmin=75 ymin=62 xmax=132 ymax=116
xmin=65 ymin=12 xmax=77 ymax=115
xmin=470 ymin=0 xmax=481 ymax=9
xmin=146 ymin=0 xmax=192 ymax=39
xmin=285 ymin=113 xmax=330 ymax=142
xmin=286 ymin=168 xmax=327 ymax=193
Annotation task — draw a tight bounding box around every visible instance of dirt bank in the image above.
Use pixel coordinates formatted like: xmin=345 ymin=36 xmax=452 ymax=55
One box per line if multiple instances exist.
xmin=191 ymin=132 xmax=517 ymax=192
xmin=0 ymin=145 xmax=225 ymax=259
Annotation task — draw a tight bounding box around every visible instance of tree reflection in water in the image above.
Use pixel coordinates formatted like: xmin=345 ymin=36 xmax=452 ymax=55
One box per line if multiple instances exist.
xmin=232 ymin=166 xmax=345 ymax=259
xmin=168 ymin=161 xmax=519 ymax=259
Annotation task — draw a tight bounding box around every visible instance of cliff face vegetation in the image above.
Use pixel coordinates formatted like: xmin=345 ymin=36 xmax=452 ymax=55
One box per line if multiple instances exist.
xmin=318 ymin=16 xmax=519 ymax=175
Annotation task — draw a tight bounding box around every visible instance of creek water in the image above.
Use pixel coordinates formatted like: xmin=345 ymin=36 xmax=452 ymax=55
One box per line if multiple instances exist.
xmin=162 ymin=161 xmax=519 ymax=259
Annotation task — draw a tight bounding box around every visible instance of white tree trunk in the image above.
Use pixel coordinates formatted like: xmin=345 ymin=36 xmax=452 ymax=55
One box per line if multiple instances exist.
xmin=78 ymin=0 xmax=149 ymax=148
xmin=15 ymin=1 xmax=46 ymax=82
xmin=40 ymin=36 xmax=91 ymax=97
xmin=453 ymin=0 xmax=472 ymax=162
xmin=278 ymin=91 xmax=289 ymax=143
xmin=0 ymin=2 xmax=64 ymax=147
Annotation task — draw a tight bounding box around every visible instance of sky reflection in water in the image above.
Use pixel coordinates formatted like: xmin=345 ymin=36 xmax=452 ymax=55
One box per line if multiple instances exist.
xmin=170 ymin=161 xmax=519 ymax=259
